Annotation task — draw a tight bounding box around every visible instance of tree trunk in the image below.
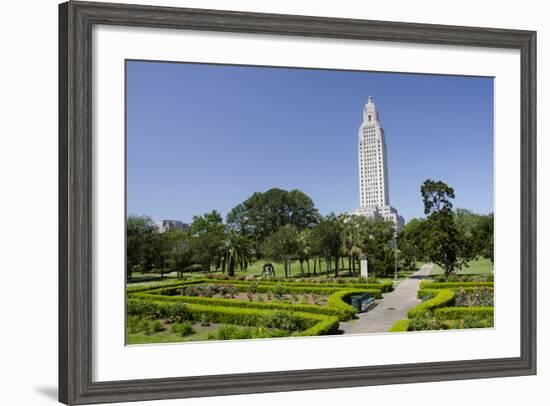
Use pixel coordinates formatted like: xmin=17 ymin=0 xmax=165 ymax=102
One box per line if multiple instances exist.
xmin=288 ymin=259 xmax=292 ymax=277
xmin=306 ymin=259 xmax=310 ymax=275
xmin=313 ymin=257 xmax=317 ymax=275
xmin=285 ymin=259 xmax=289 ymax=278
xmin=300 ymin=260 xmax=304 ymax=276
xmin=335 ymin=256 xmax=339 ymax=277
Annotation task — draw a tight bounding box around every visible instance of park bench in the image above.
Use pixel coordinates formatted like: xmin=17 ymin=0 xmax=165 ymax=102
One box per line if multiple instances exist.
xmin=350 ymin=293 xmax=376 ymax=313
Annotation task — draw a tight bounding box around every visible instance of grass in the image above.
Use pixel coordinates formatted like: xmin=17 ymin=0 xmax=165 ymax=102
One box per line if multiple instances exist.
xmin=429 ymin=257 xmax=493 ymax=276
xmin=127 ymin=330 xmax=212 ymax=344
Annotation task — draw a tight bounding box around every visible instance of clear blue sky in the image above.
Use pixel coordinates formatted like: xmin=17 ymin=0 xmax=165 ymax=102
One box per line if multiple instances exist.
xmin=126 ymin=60 xmax=493 ymax=224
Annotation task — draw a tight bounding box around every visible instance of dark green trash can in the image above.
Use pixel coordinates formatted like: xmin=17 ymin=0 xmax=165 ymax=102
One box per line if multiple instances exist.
xmin=350 ymin=293 xmax=375 ymax=313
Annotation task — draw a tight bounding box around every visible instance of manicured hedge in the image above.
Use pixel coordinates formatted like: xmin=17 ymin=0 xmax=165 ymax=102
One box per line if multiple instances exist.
xmin=407 ymin=289 xmax=455 ymax=318
xmin=420 ymin=281 xmax=494 ymax=290
xmin=131 ymin=288 xmax=381 ymax=321
xmin=297 ymin=316 xmax=340 ymax=336
xmin=155 ymin=283 xmax=384 ymax=297
xmin=127 ymin=297 xmax=339 ymax=335
xmin=434 ymin=306 xmax=494 ymax=320
xmin=388 ymin=319 xmax=410 ymax=332
xmin=417 ymin=287 xmax=493 ymax=300
xmin=128 ymin=278 xmax=393 ymax=295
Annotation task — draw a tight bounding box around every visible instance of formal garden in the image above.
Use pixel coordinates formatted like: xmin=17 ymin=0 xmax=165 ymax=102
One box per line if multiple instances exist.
xmin=126 ymin=277 xmax=393 ymax=344
xmin=126 ymin=180 xmax=494 ymax=343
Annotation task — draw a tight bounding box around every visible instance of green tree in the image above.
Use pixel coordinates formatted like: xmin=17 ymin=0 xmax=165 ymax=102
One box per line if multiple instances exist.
xmin=340 ymin=215 xmax=364 ymax=276
xmin=356 ymin=217 xmax=395 ymax=277
xmin=164 ymin=230 xmax=194 ymax=278
xmin=421 ymin=179 xmax=455 ymax=214
xmin=126 ymin=215 xmax=156 ymax=280
xmin=261 ymin=224 xmax=299 ymax=277
xmin=398 ymin=218 xmax=426 ymax=271
xmin=227 ymin=188 xmax=320 ymax=254
xmin=189 ymin=210 xmax=226 ymax=272
xmin=296 ymin=229 xmax=313 ymax=276
xmin=217 ymin=230 xmax=254 ymax=277
xmin=310 ymin=214 xmax=343 ymax=277
xmin=420 ymin=179 xmax=473 ymax=277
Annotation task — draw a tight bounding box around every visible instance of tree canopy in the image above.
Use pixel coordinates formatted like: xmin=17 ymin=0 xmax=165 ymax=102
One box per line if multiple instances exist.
xmin=226 ymin=188 xmax=320 ymax=254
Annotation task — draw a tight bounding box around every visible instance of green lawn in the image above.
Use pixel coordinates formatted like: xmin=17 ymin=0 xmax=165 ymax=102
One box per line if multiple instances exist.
xmin=128 ymin=258 xmax=421 ymax=285
xmin=429 ymin=257 xmax=494 ymax=276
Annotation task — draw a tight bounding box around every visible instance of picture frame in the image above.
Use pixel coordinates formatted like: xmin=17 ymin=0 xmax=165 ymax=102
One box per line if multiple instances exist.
xmin=58 ymin=1 xmax=537 ymax=404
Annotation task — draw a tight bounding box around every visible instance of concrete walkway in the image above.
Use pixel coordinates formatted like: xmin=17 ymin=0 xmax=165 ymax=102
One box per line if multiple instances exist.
xmin=339 ymin=264 xmax=433 ymax=334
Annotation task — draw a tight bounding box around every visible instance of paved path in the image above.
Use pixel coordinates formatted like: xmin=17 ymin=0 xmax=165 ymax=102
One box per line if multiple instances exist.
xmin=339 ymin=264 xmax=433 ymax=334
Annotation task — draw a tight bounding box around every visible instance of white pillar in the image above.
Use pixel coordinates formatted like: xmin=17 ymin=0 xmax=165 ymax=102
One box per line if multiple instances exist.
xmin=360 ymin=257 xmax=368 ymax=279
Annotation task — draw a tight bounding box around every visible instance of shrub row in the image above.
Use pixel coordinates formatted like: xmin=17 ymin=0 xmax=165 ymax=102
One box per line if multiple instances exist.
xmin=128 ymin=278 xmax=393 ymax=294
xmin=407 ymin=289 xmax=455 ymax=318
xmin=420 ymin=281 xmax=494 ymax=290
xmin=388 ymin=319 xmax=410 ymax=332
xmin=296 ymin=315 xmax=340 ymax=336
xmin=131 ymin=288 xmax=381 ymax=321
xmin=417 ymin=287 xmax=493 ymax=301
xmin=326 ymin=289 xmax=380 ymax=320
xmin=127 ymin=298 xmax=339 ymax=334
xmin=434 ymin=306 xmax=494 ymax=320
xmin=155 ymin=283 xmax=384 ymax=297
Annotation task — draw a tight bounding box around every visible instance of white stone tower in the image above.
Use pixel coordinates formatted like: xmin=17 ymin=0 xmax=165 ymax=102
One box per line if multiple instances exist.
xmin=353 ymin=96 xmax=404 ymax=230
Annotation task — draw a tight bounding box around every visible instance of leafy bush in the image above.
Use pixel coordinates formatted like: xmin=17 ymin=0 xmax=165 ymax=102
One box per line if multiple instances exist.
xmin=127 ymin=299 xmax=159 ymax=318
xmin=158 ymin=302 xmax=190 ymax=322
xmin=127 ymin=315 xmax=150 ymax=334
xmin=408 ymin=317 xmax=448 ymax=331
xmin=149 ymin=320 xmax=164 ymax=334
xmin=172 ymin=321 xmax=195 ymax=337
xmin=267 ymin=311 xmax=299 ymax=330
xmin=272 ymin=283 xmax=284 ymax=299
xmin=407 ymin=289 xmax=455 ymax=318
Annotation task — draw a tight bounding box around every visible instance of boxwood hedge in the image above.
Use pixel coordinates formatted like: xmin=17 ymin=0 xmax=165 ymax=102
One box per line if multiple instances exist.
xmin=388 ymin=319 xmax=410 ymax=332
xmin=127 ymin=297 xmax=339 ymax=335
xmin=420 ymin=281 xmax=494 ymax=290
xmin=407 ymin=289 xmax=455 ymax=318
xmin=434 ymin=306 xmax=494 ymax=320
xmin=130 ymin=288 xmax=381 ymax=321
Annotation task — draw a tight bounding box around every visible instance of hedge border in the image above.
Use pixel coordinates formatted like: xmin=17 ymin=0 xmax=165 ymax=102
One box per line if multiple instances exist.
xmin=434 ymin=306 xmax=494 ymax=320
xmin=127 ymin=297 xmax=339 ymax=336
xmin=131 ymin=288 xmax=381 ymax=321
xmin=128 ymin=278 xmax=393 ymax=294
xmin=388 ymin=319 xmax=410 ymax=332
xmin=420 ymin=281 xmax=494 ymax=290
xmin=418 ymin=287 xmax=493 ymax=300
xmin=407 ymin=289 xmax=455 ymax=318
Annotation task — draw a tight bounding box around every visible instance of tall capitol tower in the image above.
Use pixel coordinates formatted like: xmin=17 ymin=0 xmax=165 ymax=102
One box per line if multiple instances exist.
xmin=352 ymin=96 xmax=404 ymax=230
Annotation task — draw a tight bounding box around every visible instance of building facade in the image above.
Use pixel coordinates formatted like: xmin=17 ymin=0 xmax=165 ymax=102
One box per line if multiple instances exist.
xmin=155 ymin=219 xmax=189 ymax=233
xmin=352 ymin=96 xmax=404 ymax=230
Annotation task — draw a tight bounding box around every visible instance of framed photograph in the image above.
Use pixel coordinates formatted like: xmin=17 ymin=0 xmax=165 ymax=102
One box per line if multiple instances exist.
xmin=59 ymin=1 xmax=536 ymax=404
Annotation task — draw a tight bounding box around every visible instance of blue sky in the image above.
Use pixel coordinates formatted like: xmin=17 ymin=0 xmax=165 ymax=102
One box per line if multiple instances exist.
xmin=126 ymin=60 xmax=493 ymax=224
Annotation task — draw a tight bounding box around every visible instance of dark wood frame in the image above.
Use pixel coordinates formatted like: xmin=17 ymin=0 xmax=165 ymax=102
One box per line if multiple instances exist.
xmin=59 ymin=1 xmax=537 ymax=404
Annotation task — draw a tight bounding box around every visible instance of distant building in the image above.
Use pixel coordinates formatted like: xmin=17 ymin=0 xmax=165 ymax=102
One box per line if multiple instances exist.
xmin=155 ymin=219 xmax=189 ymax=233
xmin=351 ymin=96 xmax=404 ymax=230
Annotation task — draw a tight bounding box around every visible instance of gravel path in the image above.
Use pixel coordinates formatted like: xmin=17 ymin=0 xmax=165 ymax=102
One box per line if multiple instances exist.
xmin=339 ymin=264 xmax=433 ymax=334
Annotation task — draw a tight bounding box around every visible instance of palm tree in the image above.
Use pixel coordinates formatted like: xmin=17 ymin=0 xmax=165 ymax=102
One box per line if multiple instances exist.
xmin=217 ymin=230 xmax=254 ymax=277
xmin=296 ymin=230 xmax=312 ymax=276
xmin=340 ymin=215 xmax=364 ymax=276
